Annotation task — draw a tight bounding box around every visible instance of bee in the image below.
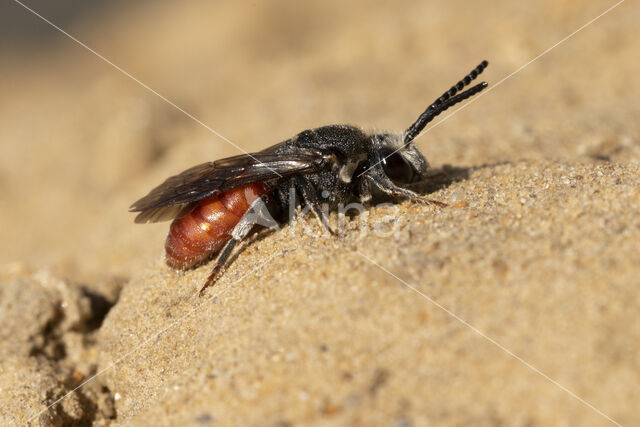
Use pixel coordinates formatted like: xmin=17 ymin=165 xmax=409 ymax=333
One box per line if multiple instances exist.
xmin=130 ymin=61 xmax=489 ymax=295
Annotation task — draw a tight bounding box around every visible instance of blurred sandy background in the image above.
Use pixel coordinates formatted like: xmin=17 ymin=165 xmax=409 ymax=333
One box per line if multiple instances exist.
xmin=1 ymin=0 xmax=639 ymax=425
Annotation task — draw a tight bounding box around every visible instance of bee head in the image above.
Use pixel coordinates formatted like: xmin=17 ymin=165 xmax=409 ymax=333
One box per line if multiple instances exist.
xmin=365 ymin=61 xmax=490 ymax=188
xmin=372 ymin=133 xmax=430 ymax=185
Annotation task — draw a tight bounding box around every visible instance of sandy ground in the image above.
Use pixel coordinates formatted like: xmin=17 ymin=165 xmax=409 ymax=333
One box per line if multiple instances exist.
xmin=1 ymin=0 xmax=639 ymax=425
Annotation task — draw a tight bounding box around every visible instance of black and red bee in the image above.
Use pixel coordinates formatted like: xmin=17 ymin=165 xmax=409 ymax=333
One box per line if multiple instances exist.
xmin=130 ymin=61 xmax=489 ymax=294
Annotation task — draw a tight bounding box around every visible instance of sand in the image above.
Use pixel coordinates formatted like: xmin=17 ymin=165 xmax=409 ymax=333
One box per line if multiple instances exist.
xmin=1 ymin=0 xmax=639 ymax=425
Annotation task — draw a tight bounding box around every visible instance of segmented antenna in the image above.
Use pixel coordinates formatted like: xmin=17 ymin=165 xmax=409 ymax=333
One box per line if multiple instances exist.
xmin=404 ymin=60 xmax=489 ymax=144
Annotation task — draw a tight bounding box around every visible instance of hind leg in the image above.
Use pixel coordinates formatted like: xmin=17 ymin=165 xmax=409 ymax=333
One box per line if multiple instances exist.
xmin=199 ymin=196 xmax=277 ymax=296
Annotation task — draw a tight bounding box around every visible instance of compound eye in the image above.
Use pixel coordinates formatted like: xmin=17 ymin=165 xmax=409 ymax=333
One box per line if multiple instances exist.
xmin=381 ymin=150 xmax=416 ymax=184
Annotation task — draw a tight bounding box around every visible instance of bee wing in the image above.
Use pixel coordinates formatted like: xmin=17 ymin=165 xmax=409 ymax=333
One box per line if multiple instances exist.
xmin=130 ymin=151 xmax=324 ymax=223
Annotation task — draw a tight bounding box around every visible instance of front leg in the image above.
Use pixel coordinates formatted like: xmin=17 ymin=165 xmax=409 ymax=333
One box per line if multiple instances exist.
xmin=363 ymin=173 xmax=447 ymax=207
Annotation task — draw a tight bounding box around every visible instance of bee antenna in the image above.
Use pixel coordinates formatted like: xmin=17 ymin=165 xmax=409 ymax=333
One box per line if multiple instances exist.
xmin=404 ymin=60 xmax=489 ymax=144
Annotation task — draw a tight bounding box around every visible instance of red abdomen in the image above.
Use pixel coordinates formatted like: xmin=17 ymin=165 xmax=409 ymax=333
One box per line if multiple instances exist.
xmin=165 ymin=183 xmax=270 ymax=269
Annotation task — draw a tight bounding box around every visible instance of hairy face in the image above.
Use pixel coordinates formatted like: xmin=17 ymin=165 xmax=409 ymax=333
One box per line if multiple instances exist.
xmin=371 ymin=133 xmax=430 ymax=185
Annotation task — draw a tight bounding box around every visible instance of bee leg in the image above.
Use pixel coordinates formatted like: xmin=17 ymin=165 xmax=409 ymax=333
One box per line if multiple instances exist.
xmin=199 ymin=238 xmax=239 ymax=296
xmin=199 ymin=197 xmax=278 ymax=296
xmin=294 ymin=176 xmax=340 ymax=236
xmin=363 ymin=173 xmax=447 ymax=207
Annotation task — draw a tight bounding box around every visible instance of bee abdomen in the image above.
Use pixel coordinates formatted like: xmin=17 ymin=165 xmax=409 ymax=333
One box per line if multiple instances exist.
xmin=165 ymin=183 xmax=270 ymax=269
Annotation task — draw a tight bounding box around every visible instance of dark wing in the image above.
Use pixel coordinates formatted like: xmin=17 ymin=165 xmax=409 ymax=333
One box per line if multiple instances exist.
xmin=130 ymin=151 xmax=324 ymax=223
